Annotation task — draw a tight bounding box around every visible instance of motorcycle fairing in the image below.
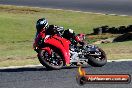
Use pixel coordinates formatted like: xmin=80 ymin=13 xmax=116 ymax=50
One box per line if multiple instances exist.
xmin=43 ymin=34 xmax=71 ymax=65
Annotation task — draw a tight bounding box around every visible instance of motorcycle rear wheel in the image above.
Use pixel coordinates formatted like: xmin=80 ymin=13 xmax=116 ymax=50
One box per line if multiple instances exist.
xmin=38 ymin=49 xmax=64 ymax=70
xmin=87 ymin=48 xmax=107 ymax=67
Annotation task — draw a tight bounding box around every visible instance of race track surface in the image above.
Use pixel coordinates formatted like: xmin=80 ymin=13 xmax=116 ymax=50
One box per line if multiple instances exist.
xmin=0 ymin=0 xmax=132 ymax=15
xmin=0 ymin=61 xmax=132 ymax=88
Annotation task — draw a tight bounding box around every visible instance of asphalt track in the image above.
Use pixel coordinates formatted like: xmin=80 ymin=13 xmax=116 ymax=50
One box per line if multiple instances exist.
xmin=0 ymin=61 xmax=132 ymax=88
xmin=0 ymin=0 xmax=132 ymax=15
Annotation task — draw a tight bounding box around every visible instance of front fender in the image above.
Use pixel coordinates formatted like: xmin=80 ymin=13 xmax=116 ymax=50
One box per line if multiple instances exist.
xmin=41 ymin=47 xmax=52 ymax=55
xmin=37 ymin=47 xmax=52 ymax=57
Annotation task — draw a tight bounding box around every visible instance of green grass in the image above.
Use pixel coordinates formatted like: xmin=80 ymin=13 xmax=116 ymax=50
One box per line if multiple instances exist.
xmin=98 ymin=41 xmax=132 ymax=59
xmin=0 ymin=5 xmax=132 ymax=67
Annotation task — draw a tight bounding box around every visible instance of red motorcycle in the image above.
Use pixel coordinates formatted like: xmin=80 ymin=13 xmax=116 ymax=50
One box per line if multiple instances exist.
xmin=34 ymin=29 xmax=107 ymax=70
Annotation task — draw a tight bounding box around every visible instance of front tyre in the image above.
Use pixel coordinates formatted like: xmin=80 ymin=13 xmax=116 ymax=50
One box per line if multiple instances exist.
xmin=88 ymin=48 xmax=107 ymax=67
xmin=38 ymin=49 xmax=64 ymax=70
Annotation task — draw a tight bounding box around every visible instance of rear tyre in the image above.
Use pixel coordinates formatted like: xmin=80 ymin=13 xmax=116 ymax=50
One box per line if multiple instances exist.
xmin=88 ymin=48 xmax=107 ymax=67
xmin=38 ymin=49 xmax=64 ymax=70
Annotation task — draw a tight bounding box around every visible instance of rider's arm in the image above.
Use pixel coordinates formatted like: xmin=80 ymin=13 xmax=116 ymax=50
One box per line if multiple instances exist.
xmin=33 ymin=31 xmax=46 ymax=52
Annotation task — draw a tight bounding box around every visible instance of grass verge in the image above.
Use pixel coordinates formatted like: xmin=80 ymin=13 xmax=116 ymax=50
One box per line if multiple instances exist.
xmin=0 ymin=5 xmax=132 ymax=67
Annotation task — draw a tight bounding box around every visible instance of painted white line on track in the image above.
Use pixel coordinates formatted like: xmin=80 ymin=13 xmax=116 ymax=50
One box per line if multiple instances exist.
xmin=34 ymin=7 xmax=129 ymax=17
xmin=29 ymin=6 xmax=129 ymax=16
xmin=0 ymin=4 xmax=129 ymax=17
xmin=108 ymin=59 xmax=132 ymax=62
xmin=0 ymin=64 xmax=43 ymax=70
xmin=0 ymin=59 xmax=132 ymax=69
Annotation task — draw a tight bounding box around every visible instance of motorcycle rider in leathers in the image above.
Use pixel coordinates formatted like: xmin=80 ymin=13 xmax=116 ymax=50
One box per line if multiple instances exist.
xmin=33 ymin=18 xmax=85 ymax=66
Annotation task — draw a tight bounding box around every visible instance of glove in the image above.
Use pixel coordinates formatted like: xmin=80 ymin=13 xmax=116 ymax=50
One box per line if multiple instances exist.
xmin=34 ymin=46 xmax=39 ymax=53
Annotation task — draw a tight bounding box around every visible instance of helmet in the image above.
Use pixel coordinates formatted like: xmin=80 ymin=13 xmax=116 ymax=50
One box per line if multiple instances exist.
xmin=36 ymin=18 xmax=49 ymax=32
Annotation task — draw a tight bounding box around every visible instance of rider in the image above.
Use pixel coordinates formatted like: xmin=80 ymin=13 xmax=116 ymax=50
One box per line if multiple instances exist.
xmin=33 ymin=18 xmax=85 ymax=65
xmin=33 ymin=18 xmax=59 ymax=52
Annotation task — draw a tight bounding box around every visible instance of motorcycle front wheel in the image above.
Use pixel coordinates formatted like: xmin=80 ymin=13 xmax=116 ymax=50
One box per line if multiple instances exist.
xmin=38 ymin=49 xmax=64 ymax=70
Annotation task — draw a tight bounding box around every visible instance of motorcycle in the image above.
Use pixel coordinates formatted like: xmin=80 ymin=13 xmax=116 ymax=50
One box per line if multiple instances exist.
xmin=35 ymin=29 xmax=107 ymax=70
